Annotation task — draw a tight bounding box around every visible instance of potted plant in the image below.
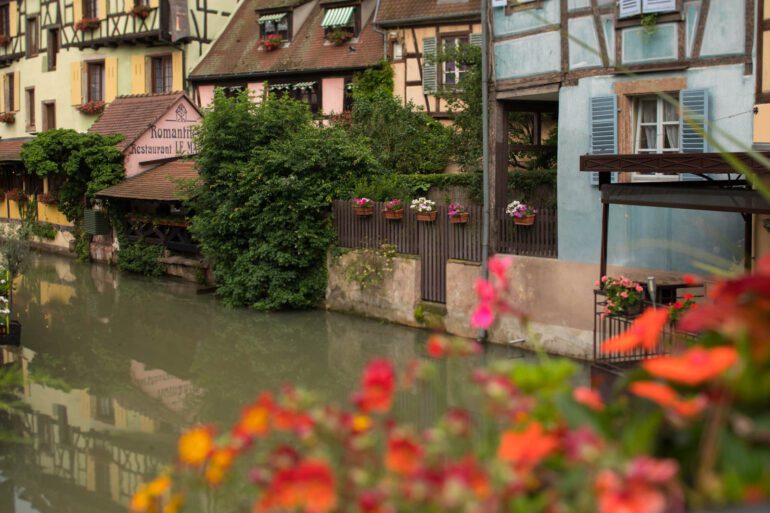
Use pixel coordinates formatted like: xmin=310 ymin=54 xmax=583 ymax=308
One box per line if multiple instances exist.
xmin=259 ymin=33 xmax=283 ymax=51
xmin=38 ymin=192 xmax=58 ymax=205
xmin=506 ymin=200 xmax=537 ymax=226
xmin=326 ymin=28 xmax=353 ymax=45
xmin=410 ymin=197 xmax=437 ymax=222
xmin=0 ymin=35 xmax=10 ymax=47
xmin=352 ymin=197 xmax=374 ymax=216
xmin=668 ymin=292 xmax=696 ymax=323
xmin=596 ymin=275 xmax=645 ymax=317
xmin=77 ymin=100 xmax=106 ymax=115
xmin=448 ymin=203 xmax=469 ymax=224
xmin=75 ymin=17 xmax=100 ymax=31
xmin=383 ymin=199 xmax=404 ymax=220
xmin=131 ymin=4 xmax=152 ymax=19
xmin=5 ymin=188 xmax=27 ymax=203
xmin=0 ymin=112 xmax=15 ymax=124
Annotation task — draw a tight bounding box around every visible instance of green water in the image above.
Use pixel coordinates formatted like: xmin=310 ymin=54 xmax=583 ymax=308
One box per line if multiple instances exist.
xmin=0 ymin=253 xmax=535 ymax=513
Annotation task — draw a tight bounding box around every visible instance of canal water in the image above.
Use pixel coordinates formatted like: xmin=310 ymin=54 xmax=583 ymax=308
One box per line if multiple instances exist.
xmin=0 ymin=253 xmax=539 ymax=513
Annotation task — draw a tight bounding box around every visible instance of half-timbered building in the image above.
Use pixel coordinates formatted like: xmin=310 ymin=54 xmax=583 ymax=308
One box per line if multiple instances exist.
xmin=373 ymin=0 xmax=481 ymax=119
xmin=189 ymin=0 xmax=383 ymax=115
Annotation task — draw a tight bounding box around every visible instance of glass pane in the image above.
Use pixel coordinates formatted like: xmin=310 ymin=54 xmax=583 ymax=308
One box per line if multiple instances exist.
xmin=444 ymin=72 xmax=455 ymax=86
xmin=639 ymin=126 xmax=657 ymax=150
xmin=663 ymin=125 xmax=679 ymax=149
xmin=640 ymin=99 xmax=657 ymax=123
xmin=663 ymin=101 xmax=679 ymax=122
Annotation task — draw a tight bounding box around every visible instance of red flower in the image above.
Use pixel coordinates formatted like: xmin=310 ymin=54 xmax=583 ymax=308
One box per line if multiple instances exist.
xmin=573 ymin=386 xmax=604 ymax=411
xmin=642 ymin=346 xmax=738 ymax=386
xmin=258 ymin=460 xmax=337 ymax=513
xmin=497 ymin=422 xmax=559 ymax=470
xmin=602 ymin=308 xmax=669 ymax=354
xmin=385 ymin=433 xmax=423 ymax=475
xmin=355 ymin=359 xmax=396 ymax=413
xmin=233 ymin=392 xmax=273 ymax=442
xmin=596 ymin=457 xmax=679 ymax=513
xmin=630 ymin=381 xmax=707 ymax=418
xmin=426 ymin=335 xmax=447 ymax=358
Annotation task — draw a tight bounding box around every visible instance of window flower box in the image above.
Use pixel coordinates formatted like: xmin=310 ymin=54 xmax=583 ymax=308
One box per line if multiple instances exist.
xmin=77 ymin=100 xmax=105 ymax=115
xmin=75 ymin=17 xmax=100 ymax=31
xmin=410 ymin=197 xmax=437 ymax=222
xmin=0 ymin=112 xmax=15 ymax=124
xmin=38 ymin=192 xmax=58 ymax=205
xmin=259 ymin=33 xmax=283 ymax=51
xmin=596 ymin=275 xmax=645 ymax=318
xmin=506 ymin=200 xmax=537 ymax=226
xmin=448 ymin=203 xmax=469 ymax=224
xmin=383 ymin=199 xmax=404 ymax=220
xmin=6 ymin=188 xmax=27 ymax=203
xmin=0 ymin=35 xmax=11 ymax=47
xmin=131 ymin=4 xmax=152 ymax=19
xmin=326 ymin=28 xmax=353 ymax=45
xmin=352 ymin=198 xmax=374 ymax=216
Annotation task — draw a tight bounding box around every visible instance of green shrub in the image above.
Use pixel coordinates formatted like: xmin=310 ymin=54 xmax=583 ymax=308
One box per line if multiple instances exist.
xmin=29 ymin=222 xmax=58 ymax=240
xmin=117 ymin=242 xmax=165 ymax=277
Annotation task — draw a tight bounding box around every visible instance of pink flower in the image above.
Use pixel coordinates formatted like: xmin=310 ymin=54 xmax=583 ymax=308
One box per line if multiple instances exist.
xmin=488 ymin=256 xmax=512 ymax=283
xmin=620 ymin=291 xmax=629 ymax=298
xmin=601 ymin=276 xmax=609 ymax=283
xmin=636 ymin=285 xmax=644 ymax=293
xmin=474 ymin=278 xmax=495 ymax=303
xmin=471 ymin=303 xmax=494 ymax=329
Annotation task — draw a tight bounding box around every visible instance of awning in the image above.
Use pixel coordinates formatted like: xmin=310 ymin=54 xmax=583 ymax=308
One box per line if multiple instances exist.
xmin=258 ymin=12 xmax=286 ymax=23
xmin=321 ymin=6 xmax=354 ymax=27
xmin=292 ymin=81 xmax=316 ymax=91
xmin=0 ymin=138 xmax=33 ymax=162
xmin=269 ymin=83 xmax=292 ymax=91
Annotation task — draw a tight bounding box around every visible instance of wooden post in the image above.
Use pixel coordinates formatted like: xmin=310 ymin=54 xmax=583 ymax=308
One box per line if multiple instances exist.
xmin=744 ymin=213 xmax=753 ymax=271
xmin=600 ymin=201 xmax=609 ymax=279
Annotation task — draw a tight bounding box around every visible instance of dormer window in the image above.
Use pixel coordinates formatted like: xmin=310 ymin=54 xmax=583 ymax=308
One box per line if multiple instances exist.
xmin=259 ymin=12 xmax=290 ymax=42
xmin=321 ymin=5 xmax=359 ymax=40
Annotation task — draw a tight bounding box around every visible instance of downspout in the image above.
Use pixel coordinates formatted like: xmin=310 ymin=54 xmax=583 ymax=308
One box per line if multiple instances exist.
xmin=371 ymin=0 xmax=388 ymax=59
xmin=478 ymin=0 xmax=490 ymax=343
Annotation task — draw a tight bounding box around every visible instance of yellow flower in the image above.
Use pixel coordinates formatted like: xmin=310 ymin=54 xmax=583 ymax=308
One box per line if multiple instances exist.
xmin=162 ymin=494 xmax=184 ymax=513
xmin=351 ymin=414 xmax=372 ymax=433
xmin=178 ymin=426 xmax=214 ymax=466
xmin=147 ymin=475 xmax=171 ymax=496
xmin=130 ymin=488 xmax=152 ymax=513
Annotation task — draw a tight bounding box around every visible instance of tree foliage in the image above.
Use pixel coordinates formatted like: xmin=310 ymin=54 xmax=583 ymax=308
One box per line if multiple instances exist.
xmin=351 ymin=60 xmax=394 ymax=98
xmin=190 ymin=90 xmax=378 ymax=310
xmin=20 ymin=129 xmax=125 ymax=222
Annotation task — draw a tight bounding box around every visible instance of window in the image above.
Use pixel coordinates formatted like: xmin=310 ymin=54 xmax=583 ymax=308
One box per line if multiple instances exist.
xmin=259 ymin=12 xmax=290 ymax=41
xmin=150 ymin=54 xmax=172 ymax=93
xmin=0 ymin=4 xmax=9 ymax=37
xmin=3 ymin=72 xmax=13 ymax=112
xmin=441 ymin=36 xmax=469 ymax=88
xmin=633 ymin=95 xmax=680 ymax=181
xmin=47 ymin=29 xmax=59 ymax=70
xmin=135 ymin=0 xmax=150 ymax=6
xmin=321 ymin=6 xmax=359 ymax=38
xmin=269 ymin=82 xmax=319 ymax=113
xmin=42 ymin=100 xmax=55 ymax=130
xmin=25 ymin=87 xmax=34 ymax=131
xmin=86 ymin=61 xmax=104 ymax=102
xmin=26 ymin=17 xmax=38 ymax=57
xmin=84 ymin=0 xmax=98 ymax=19
xmin=390 ymin=40 xmax=403 ymax=61
xmin=619 ymin=0 xmax=677 ymax=19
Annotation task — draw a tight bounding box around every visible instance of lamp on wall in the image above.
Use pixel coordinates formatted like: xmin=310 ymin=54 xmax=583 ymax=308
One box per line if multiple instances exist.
xmin=647 ymin=276 xmax=657 ymax=308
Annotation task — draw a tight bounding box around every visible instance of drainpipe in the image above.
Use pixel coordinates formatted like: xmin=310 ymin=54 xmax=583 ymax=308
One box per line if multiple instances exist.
xmin=478 ymin=0 xmax=490 ymax=344
xmin=371 ymin=0 xmax=388 ymax=58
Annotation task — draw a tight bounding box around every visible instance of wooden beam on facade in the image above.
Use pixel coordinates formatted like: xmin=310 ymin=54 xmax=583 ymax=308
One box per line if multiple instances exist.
xmin=579 ymin=152 xmax=770 ymax=175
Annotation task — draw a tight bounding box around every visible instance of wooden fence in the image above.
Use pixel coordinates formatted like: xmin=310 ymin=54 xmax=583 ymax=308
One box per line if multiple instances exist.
xmin=496 ymin=207 xmax=558 ymax=258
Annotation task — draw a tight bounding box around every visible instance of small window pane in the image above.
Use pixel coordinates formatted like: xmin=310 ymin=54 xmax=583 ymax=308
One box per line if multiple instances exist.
xmin=663 ymin=125 xmax=679 ymax=149
xmin=639 ymin=126 xmax=657 ymax=150
xmin=640 ymin=100 xmax=657 ymax=123
xmin=663 ymin=101 xmax=678 ymax=122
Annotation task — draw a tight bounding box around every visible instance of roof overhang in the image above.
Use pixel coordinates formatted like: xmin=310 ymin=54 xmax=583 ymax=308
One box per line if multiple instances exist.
xmin=375 ymin=12 xmax=480 ymax=28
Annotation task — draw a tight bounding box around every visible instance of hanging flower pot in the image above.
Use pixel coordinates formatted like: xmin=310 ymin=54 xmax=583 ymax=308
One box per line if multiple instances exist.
xmin=448 ymin=203 xmax=469 ymax=224
xmin=410 ymin=197 xmax=437 ymax=222
xmin=75 ymin=17 xmax=100 ymax=31
xmin=514 ymin=215 xmax=536 ymax=226
xmin=450 ymin=212 xmax=469 ymax=224
xmin=415 ymin=211 xmax=437 ymax=222
xmin=6 ymin=188 xmax=27 ymax=203
xmin=507 ymin=200 xmax=537 ymax=226
xmin=352 ymin=198 xmax=374 ymax=216
xmin=383 ymin=199 xmax=404 ymax=220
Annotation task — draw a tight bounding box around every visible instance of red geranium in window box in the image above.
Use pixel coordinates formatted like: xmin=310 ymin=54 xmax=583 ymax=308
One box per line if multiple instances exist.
xmin=38 ymin=192 xmax=58 ymax=205
xmin=131 ymin=4 xmax=152 ymax=19
xmin=77 ymin=100 xmax=105 ymax=115
xmin=0 ymin=112 xmax=15 ymax=124
xmin=259 ymin=33 xmax=283 ymax=51
xmin=75 ymin=17 xmax=100 ymax=31
xmin=6 ymin=188 xmax=28 ymax=203
xmin=0 ymin=35 xmax=11 ymax=47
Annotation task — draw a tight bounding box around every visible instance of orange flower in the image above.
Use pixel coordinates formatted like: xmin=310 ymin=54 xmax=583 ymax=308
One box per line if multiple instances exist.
xmin=178 ymin=425 xmax=215 ymax=467
xmin=497 ymin=422 xmax=559 ymax=470
xmin=234 ymin=392 xmax=273 ymax=441
xmin=573 ymin=386 xmax=604 ymax=411
xmin=146 ymin=475 xmax=171 ymax=496
xmin=385 ymin=433 xmax=424 ymax=475
xmin=602 ymin=308 xmax=669 ymax=354
xmin=130 ymin=488 xmax=152 ymax=513
xmin=257 ymin=459 xmax=337 ymax=513
xmin=642 ymin=346 xmax=738 ymax=386
xmin=356 ymin=359 xmax=395 ymax=414
xmin=630 ymin=381 xmax=707 ymax=418
xmin=426 ymin=335 xmax=447 ymax=358
xmin=205 ymin=448 xmax=236 ymax=486
xmin=162 ymin=494 xmax=183 ymax=513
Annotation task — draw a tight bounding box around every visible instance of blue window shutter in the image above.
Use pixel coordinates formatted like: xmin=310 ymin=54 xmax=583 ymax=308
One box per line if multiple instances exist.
xmin=422 ymin=37 xmax=437 ymax=94
xmin=680 ymin=89 xmax=709 ymax=181
xmin=589 ymin=95 xmax=618 ymax=186
xmin=469 ymin=33 xmax=482 ymax=47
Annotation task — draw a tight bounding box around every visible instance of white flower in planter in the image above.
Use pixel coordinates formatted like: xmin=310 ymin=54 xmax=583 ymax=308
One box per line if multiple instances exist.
xmin=410 ymin=197 xmax=436 ymax=213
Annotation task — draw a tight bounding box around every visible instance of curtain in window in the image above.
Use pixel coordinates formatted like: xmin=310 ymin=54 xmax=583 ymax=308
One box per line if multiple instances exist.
xmin=662 ymin=101 xmax=679 ymax=150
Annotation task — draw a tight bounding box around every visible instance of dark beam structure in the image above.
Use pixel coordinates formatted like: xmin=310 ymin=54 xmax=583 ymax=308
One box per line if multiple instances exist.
xmin=579 ymin=152 xmax=770 ymax=175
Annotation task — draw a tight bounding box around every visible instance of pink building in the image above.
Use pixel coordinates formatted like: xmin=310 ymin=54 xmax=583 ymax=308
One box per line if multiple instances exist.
xmin=189 ymin=0 xmax=384 ymax=115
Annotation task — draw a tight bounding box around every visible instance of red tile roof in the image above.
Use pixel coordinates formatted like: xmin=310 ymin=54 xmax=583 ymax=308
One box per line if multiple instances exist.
xmin=0 ymin=137 xmax=33 ymax=162
xmin=96 ymin=159 xmax=199 ymax=201
xmin=88 ymin=92 xmax=197 ymax=153
xmin=375 ymin=0 xmax=480 ymax=25
xmin=190 ymin=0 xmax=383 ymax=79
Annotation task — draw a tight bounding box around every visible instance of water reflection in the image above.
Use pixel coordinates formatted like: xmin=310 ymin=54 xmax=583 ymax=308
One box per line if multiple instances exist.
xmin=0 ymin=253 xmax=539 ymax=513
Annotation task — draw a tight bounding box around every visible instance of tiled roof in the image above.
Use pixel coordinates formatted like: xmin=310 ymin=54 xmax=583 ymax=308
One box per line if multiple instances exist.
xmin=375 ymin=0 xmax=480 ymax=25
xmin=0 ymin=137 xmax=33 ymax=162
xmin=258 ymin=0 xmax=313 ymax=10
xmin=96 ymin=159 xmax=199 ymax=201
xmin=190 ymin=0 xmax=383 ymax=79
xmin=88 ymin=92 xmax=192 ymax=152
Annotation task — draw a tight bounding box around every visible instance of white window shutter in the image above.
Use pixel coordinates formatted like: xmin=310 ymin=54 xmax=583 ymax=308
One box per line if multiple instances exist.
xmin=589 ymin=95 xmax=618 ymax=186
xmin=679 ymin=89 xmax=709 ymax=181
xmin=642 ymin=0 xmax=677 ymax=14
xmin=422 ymin=37 xmax=437 ymax=94
xmin=619 ymin=0 xmax=642 ymax=18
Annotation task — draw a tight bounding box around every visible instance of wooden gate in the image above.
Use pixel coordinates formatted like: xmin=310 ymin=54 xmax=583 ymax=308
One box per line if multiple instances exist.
xmin=419 ymin=205 xmax=450 ymax=303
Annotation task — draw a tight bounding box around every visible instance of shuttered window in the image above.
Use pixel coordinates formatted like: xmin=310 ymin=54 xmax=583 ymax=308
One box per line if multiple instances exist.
xmin=679 ymin=89 xmax=709 ymax=181
xmin=422 ymin=36 xmax=437 ymax=94
xmin=86 ymin=61 xmax=104 ymax=102
xmin=150 ymin=54 xmax=172 ymax=94
xmin=589 ymin=95 xmax=618 ymax=186
xmin=619 ymin=0 xmax=677 ymax=18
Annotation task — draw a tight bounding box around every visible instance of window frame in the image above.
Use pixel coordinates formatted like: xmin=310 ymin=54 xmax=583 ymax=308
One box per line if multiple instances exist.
xmin=322 ymin=5 xmax=360 ymax=39
xmin=259 ymin=12 xmax=291 ymax=42
xmin=42 ymin=100 xmax=55 ymax=131
xmin=4 ymin=72 xmax=13 ymax=113
xmin=0 ymin=4 xmax=10 ymax=38
xmin=83 ymin=0 xmax=99 ymax=19
xmin=439 ymin=33 xmax=470 ymax=90
xmin=631 ymin=94 xmax=681 ymax=182
xmin=25 ymin=87 xmax=34 ymax=132
xmin=615 ymin=0 xmax=683 ymax=28
xmin=25 ymin=16 xmax=38 ymax=58
xmin=47 ymin=28 xmax=59 ymax=71
xmin=85 ymin=60 xmax=105 ymax=103
xmin=149 ymin=54 xmax=173 ymax=94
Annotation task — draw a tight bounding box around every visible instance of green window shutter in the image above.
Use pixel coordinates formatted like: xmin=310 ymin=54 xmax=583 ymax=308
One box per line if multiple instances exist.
xmin=679 ymin=88 xmax=709 ymax=181
xmin=422 ymin=36 xmax=437 ymax=94
xmin=589 ymin=95 xmax=618 ymax=186
xmin=469 ymin=33 xmax=482 ymax=47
